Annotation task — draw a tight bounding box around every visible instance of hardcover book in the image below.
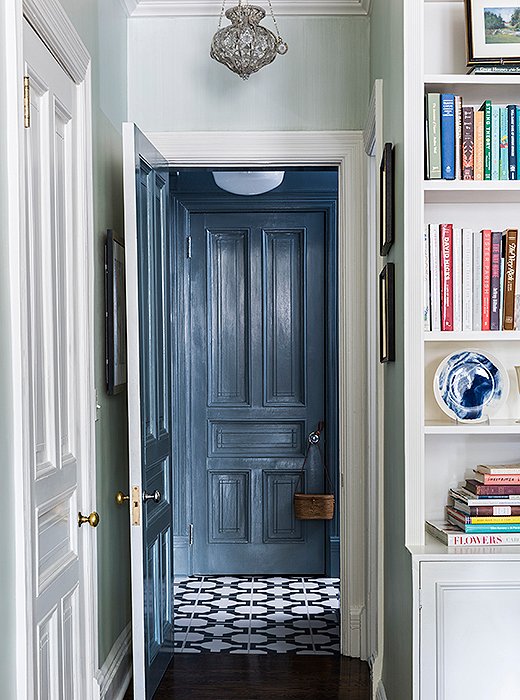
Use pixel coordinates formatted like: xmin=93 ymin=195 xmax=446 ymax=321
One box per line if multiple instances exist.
xmin=474 ymin=471 xmax=520 ymax=484
xmin=490 ymin=231 xmax=502 ymax=330
xmin=455 ymin=95 xmax=462 ymax=179
xmin=453 ymin=227 xmax=462 ymax=331
xmin=491 ymin=105 xmax=500 ymax=180
xmin=479 ymin=100 xmax=492 ymax=180
xmin=440 ymin=223 xmax=453 ymax=331
xmin=508 ymin=104 xmax=517 ymax=180
xmin=447 ymin=505 xmax=520 ymax=524
xmin=465 ymin=479 xmax=520 ymax=496
xmin=447 ymin=512 xmax=520 ymax=533
xmin=426 ymin=520 xmax=520 ymax=546
xmin=477 ymin=462 xmax=520 ymax=474
xmin=462 ymin=106 xmax=474 ymax=180
xmin=462 ymin=228 xmax=473 ymax=331
xmin=500 ymin=107 xmax=508 ymax=181
xmin=450 ymin=498 xmax=520 ymax=517
xmin=481 ymin=229 xmax=492 ymax=331
xmin=423 ymin=226 xmax=431 ymax=331
xmin=473 ymin=230 xmax=482 ymax=330
xmin=474 ymin=110 xmax=484 ymax=181
xmin=502 ymin=230 xmax=518 ymax=330
xmin=441 ymin=94 xmax=456 ymax=179
xmin=427 ymin=94 xmax=442 ymax=180
xmin=429 ymin=224 xmax=441 ymax=331
xmin=450 ymin=486 xmax=520 ymax=505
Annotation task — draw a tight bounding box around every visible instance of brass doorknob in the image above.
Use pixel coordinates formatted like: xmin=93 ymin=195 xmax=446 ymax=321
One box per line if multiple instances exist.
xmin=78 ymin=511 xmax=100 ymax=528
xmin=115 ymin=491 xmax=130 ymax=506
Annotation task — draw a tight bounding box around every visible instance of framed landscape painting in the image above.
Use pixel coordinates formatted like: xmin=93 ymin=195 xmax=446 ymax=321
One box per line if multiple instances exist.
xmin=465 ymin=0 xmax=520 ymax=64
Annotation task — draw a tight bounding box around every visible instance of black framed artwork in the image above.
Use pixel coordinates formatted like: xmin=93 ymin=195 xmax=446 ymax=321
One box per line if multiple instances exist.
xmin=105 ymin=229 xmax=127 ymax=395
xmin=380 ymin=142 xmax=395 ymax=256
xmin=379 ymin=262 xmax=395 ymax=363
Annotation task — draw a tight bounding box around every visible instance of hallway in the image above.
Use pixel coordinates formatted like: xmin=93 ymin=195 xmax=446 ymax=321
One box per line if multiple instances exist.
xmin=123 ymin=654 xmax=371 ymax=699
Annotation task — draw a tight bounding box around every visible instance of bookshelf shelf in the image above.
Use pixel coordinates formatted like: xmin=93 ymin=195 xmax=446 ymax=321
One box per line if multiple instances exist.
xmin=424 ymin=419 xmax=520 ymax=434
xmin=424 ymin=180 xmax=520 ymax=203
xmin=425 ymin=73 xmax=520 ymax=87
xmin=425 ymin=331 xmax=520 ymax=341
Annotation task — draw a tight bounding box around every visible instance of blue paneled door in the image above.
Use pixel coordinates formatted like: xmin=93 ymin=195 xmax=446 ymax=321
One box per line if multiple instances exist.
xmin=190 ymin=211 xmax=327 ymax=574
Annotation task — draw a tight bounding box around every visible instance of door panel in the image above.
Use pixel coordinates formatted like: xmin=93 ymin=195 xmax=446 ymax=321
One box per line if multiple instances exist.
xmin=123 ymin=124 xmax=174 ymax=699
xmin=24 ymin=19 xmax=87 ymax=698
xmin=191 ymin=211 xmax=326 ymax=574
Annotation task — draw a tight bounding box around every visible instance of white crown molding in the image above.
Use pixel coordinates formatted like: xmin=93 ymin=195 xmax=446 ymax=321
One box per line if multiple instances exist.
xmin=125 ymin=0 xmax=371 ymax=17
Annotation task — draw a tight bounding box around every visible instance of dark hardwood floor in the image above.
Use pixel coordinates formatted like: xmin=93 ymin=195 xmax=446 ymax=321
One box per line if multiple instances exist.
xmin=124 ymin=654 xmax=371 ymax=700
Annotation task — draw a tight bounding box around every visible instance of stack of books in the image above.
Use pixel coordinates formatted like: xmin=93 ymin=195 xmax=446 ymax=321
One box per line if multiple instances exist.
xmin=425 ymin=93 xmax=520 ymax=181
xmin=426 ymin=463 xmax=520 ymax=546
xmin=424 ymin=225 xmax=519 ymax=331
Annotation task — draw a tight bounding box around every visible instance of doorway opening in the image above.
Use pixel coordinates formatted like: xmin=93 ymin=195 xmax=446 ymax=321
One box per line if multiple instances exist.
xmin=169 ymin=166 xmax=340 ymax=655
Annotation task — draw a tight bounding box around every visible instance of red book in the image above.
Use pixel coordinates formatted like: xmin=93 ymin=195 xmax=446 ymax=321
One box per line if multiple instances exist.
xmin=474 ymin=471 xmax=520 ymax=484
xmin=481 ymin=229 xmax=492 ymax=331
xmin=440 ymin=223 xmax=453 ymax=331
xmin=465 ymin=479 xmax=520 ymax=496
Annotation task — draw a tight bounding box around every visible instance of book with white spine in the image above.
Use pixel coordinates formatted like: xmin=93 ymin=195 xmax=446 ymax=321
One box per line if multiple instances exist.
xmin=473 ymin=230 xmax=482 ymax=330
xmin=453 ymin=227 xmax=462 ymax=331
xmin=462 ymin=228 xmax=473 ymax=331
xmin=429 ymin=223 xmax=441 ymax=331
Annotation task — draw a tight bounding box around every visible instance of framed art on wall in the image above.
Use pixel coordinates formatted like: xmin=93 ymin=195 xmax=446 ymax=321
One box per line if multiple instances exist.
xmin=380 ymin=142 xmax=395 ymax=256
xmin=105 ymin=229 xmax=127 ymax=394
xmin=465 ymin=0 xmax=520 ymax=64
xmin=379 ymin=262 xmax=395 ymax=363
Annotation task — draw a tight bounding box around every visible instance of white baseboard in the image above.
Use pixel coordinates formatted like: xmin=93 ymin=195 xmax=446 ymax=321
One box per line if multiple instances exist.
xmin=375 ymin=680 xmax=388 ymax=700
xmin=94 ymin=623 xmax=132 ymax=700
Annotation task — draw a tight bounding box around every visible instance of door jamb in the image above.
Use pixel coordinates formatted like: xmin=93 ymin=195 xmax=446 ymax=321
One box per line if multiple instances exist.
xmin=147 ymin=130 xmax=368 ymax=658
xmin=5 ymin=0 xmax=97 ymax=696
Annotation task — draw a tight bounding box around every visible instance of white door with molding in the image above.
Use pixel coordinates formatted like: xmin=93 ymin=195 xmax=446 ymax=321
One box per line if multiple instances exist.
xmin=22 ymin=19 xmax=95 ymax=699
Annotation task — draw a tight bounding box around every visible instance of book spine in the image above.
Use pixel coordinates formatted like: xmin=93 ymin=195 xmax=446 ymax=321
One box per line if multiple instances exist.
xmin=508 ymin=105 xmax=517 ymax=180
xmin=491 ymin=105 xmax=500 ymax=180
xmin=476 ymin=473 xmax=520 ymax=484
xmin=453 ymin=227 xmax=462 ymax=331
xmin=474 ymin=110 xmax=484 ymax=181
xmin=517 ymin=106 xmax=520 ymax=180
xmin=423 ymin=226 xmax=431 ymax=331
xmin=440 ymin=223 xmax=453 ymax=331
xmin=424 ymin=96 xmax=430 ymax=179
xmin=455 ymin=95 xmax=462 ymax=179
xmin=462 ymin=228 xmax=473 ymax=331
xmin=462 ymin=106 xmax=474 ymax=180
xmin=479 ymin=100 xmax=492 ymax=180
xmin=448 ymin=518 xmax=520 ymax=533
xmin=427 ymin=94 xmax=442 ymax=180
xmin=481 ymin=229 xmax=492 ymax=331
xmin=441 ymin=94 xmax=456 ymax=179
xmin=447 ymin=506 xmax=520 ymax=524
xmin=429 ymin=224 xmax=441 ymax=331
xmin=500 ymin=106 xmax=508 ymax=180
xmin=490 ymin=231 xmax=502 ymax=330
xmin=452 ymin=502 xmax=520 ymax=516
xmin=503 ymin=229 xmax=518 ymax=330
xmin=466 ymin=479 xmax=520 ymax=495
xmin=473 ymin=230 xmax=482 ymax=330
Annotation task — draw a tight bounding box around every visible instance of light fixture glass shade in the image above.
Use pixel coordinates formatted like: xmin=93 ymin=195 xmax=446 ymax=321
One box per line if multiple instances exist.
xmin=212 ymin=171 xmax=285 ymax=195
xmin=210 ymin=4 xmax=288 ymax=80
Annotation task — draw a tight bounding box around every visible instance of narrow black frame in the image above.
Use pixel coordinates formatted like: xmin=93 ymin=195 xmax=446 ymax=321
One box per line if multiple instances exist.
xmin=379 ymin=262 xmax=395 ymax=363
xmin=105 ymin=229 xmax=127 ymax=395
xmin=380 ymin=142 xmax=395 ymax=256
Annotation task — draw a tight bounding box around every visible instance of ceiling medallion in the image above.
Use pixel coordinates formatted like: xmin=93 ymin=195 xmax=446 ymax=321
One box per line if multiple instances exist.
xmin=210 ymin=0 xmax=288 ymax=80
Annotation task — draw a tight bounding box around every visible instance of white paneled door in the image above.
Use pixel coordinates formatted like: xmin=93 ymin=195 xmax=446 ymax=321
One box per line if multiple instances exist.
xmin=23 ymin=19 xmax=94 ymax=699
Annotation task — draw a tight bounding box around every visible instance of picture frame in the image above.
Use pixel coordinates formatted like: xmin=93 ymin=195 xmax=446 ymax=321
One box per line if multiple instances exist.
xmin=105 ymin=229 xmax=127 ymax=395
xmin=380 ymin=142 xmax=394 ymax=256
xmin=379 ymin=263 xmax=395 ymax=363
xmin=465 ymin=0 xmax=520 ymax=65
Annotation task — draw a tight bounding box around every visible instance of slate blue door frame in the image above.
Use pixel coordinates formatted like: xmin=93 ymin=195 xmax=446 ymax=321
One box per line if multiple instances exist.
xmin=169 ymin=181 xmax=339 ymax=577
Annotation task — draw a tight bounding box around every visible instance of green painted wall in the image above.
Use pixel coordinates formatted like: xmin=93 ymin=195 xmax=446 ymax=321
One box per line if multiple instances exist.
xmin=57 ymin=0 xmax=131 ymax=667
xmin=128 ymin=16 xmax=370 ymax=131
xmin=370 ymin=2 xmax=411 ymax=699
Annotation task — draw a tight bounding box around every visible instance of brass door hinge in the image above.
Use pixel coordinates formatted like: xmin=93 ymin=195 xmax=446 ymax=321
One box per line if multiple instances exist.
xmin=23 ymin=76 xmax=30 ymax=128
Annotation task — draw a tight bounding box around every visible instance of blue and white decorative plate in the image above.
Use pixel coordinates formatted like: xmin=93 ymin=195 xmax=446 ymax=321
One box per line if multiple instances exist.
xmin=433 ymin=350 xmax=509 ymax=422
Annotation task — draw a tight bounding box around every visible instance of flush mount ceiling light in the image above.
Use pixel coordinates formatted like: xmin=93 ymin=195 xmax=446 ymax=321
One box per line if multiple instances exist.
xmin=210 ymin=0 xmax=288 ymax=80
xmin=212 ymin=171 xmax=285 ymax=195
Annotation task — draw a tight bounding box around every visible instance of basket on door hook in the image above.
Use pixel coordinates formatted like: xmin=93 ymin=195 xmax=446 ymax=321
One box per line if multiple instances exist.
xmin=293 ymin=422 xmax=335 ymax=521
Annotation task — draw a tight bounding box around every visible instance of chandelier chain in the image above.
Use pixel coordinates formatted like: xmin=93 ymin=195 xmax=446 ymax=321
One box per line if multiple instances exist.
xmin=266 ymin=0 xmax=281 ymax=39
xmin=217 ymin=0 xmax=227 ymax=29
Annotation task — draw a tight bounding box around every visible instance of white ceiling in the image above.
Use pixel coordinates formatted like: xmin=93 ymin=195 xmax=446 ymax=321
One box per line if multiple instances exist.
xmin=123 ymin=0 xmax=371 ymax=17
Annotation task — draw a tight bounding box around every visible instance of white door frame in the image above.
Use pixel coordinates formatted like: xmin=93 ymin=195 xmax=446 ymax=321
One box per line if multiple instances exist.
xmin=4 ymin=0 xmax=97 ymax=696
xmin=147 ymin=130 xmax=369 ymax=658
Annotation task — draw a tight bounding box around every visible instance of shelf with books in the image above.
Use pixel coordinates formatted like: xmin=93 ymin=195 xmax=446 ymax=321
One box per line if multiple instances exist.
xmin=424 ymin=420 xmax=520 ymax=434
xmin=425 ymin=331 xmax=520 ymax=341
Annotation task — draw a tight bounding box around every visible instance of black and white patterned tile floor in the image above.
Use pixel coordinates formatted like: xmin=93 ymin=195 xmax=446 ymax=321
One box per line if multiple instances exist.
xmin=173 ymin=576 xmax=340 ymax=655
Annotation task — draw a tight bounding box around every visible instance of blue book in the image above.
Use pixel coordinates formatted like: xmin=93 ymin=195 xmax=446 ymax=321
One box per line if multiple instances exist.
xmin=508 ymin=105 xmax=517 ymax=180
xmin=517 ymin=106 xmax=520 ymax=180
xmin=500 ymin=107 xmax=508 ymax=180
xmin=440 ymin=93 xmax=455 ymax=179
xmin=491 ymin=105 xmax=500 ymax=180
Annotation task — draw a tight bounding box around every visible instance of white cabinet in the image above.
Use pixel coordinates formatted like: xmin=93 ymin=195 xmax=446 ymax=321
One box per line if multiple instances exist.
xmin=417 ymin=556 xmax=520 ymax=700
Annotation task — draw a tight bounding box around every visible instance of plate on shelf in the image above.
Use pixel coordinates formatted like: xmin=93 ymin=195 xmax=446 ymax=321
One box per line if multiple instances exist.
xmin=433 ymin=350 xmax=509 ymax=423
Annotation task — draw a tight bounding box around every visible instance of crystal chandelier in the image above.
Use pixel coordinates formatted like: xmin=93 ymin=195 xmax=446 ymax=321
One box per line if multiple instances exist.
xmin=210 ymin=0 xmax=288 ymax=80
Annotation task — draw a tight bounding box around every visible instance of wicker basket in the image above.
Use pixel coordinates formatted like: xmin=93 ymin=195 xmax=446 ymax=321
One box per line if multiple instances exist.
xmin=294 ymin=493 xmax=335 ymax=520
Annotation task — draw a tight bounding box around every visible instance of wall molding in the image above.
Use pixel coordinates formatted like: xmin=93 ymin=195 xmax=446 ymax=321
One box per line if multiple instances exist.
xmin=94 ymin=624 xmax=132 ymax=700
xmin=144 ymin=129 xmax=368 ymax=659
xmin=122 ymin=0 xmax=371 ymax=17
